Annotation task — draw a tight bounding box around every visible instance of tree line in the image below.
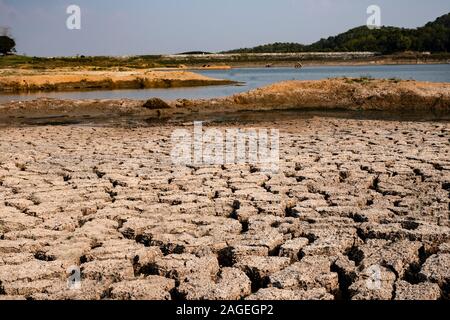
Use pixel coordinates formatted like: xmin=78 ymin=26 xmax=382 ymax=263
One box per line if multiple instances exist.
xmin=224 ymin=13 xmax=450 ymax=54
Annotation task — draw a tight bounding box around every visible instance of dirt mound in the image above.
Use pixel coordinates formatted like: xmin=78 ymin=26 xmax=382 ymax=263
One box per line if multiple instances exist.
xmin=142 ymin=98 xmax=171 ymax=110
xmin=219 ymin=78 xmax=450 ymax=112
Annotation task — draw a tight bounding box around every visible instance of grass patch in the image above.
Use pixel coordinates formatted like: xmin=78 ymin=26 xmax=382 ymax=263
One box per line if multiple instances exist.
xmin=0 ymin=55 xmax=166 ymax=70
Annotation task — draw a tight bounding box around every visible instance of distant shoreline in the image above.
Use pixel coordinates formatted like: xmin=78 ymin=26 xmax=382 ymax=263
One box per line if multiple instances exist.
xmin=174 ymin=52 xmax=450 ymax=68
xmin=187 ymin=60 xmax=450 ymax=69
xmin=1 ymin=52 xmax=449 ymax=71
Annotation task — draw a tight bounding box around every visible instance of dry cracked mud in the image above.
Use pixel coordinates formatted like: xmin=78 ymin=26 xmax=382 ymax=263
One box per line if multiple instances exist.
xmin=0 ymin=116 xmax=449 ymax=300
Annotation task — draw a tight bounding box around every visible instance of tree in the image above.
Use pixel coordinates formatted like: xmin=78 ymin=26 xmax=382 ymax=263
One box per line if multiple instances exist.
xmin=396 ymin=35 xmax=412 ymax=52
xmin=0 ymin=36 xmax=16 ymax=55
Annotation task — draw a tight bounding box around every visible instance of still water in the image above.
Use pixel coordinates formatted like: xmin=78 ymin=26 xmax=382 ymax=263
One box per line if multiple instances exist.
xmin=1 ymin=64 xmax=449 ymax=103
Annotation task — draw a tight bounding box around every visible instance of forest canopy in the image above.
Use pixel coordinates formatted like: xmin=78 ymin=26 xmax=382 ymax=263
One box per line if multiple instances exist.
xmin=224 ymin=13 xmax=450 ymax=54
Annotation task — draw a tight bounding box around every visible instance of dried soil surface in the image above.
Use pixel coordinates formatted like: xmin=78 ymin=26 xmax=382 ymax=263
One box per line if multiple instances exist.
xmin=0 ymin=116 xmax=449 ymax=300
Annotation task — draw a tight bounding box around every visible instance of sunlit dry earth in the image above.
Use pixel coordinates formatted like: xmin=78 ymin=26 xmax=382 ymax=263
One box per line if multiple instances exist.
xmin=0 ymin=116 xmax=449 ymax=300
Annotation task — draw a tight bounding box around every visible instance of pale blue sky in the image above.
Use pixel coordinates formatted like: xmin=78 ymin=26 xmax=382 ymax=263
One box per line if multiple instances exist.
xmin=1 ymin=0 xmax=450 ymax=56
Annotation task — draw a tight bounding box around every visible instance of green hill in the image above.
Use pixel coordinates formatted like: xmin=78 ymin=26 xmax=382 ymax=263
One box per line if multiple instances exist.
xmin=224 ymin=13 xmax=450 ymax=54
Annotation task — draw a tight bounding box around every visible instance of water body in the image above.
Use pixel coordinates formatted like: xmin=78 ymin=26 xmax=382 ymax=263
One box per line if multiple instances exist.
xmin=1 ymin=64 xmax=449 ymax=103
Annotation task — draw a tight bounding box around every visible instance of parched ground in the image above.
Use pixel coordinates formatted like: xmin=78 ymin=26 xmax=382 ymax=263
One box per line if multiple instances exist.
xmin=0 ymin=117 xmax=449 ymax=300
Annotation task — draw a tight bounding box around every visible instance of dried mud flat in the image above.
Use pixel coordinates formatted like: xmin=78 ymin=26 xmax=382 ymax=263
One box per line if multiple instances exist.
xmin=0 ymin=115 xmax=449 ymax=301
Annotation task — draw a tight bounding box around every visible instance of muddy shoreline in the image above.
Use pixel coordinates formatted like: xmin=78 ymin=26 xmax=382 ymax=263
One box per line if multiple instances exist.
xmin=0 ymin=78 xmax=449 ymax=126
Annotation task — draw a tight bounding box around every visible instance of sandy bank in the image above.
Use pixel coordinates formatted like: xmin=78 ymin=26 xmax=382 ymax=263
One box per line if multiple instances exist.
xmin=0 ymin=69 xmax=235 ymax=93
xmin=214 ymin=78 xmax=450 ymax=112
xmin=0 ymin=78 xmax=449 ymax=122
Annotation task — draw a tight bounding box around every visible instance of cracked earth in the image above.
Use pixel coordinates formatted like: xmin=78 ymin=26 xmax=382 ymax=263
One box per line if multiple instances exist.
xmin=0 ymin=116 xmax=449 ymax=300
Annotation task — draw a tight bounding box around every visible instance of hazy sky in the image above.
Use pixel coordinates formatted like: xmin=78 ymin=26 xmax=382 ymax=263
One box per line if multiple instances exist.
xmin=1 ymin=0 xmax=450 ymax=56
